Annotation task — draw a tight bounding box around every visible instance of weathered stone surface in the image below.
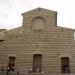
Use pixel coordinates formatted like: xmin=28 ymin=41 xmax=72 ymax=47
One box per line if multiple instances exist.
xmin=0 ymin=8 xmax=75 ymax=73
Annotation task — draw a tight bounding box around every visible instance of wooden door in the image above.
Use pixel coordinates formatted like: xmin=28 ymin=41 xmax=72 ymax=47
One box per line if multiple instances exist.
xmin=33 ymin=54 xmax=42 ymax=72
xmin=61 ymin=57 xmax=70 ymax=73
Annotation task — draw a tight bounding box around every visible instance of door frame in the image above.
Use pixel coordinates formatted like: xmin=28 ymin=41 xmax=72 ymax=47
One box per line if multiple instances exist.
xmin=33 ymin=54 xmax=42 ymax=72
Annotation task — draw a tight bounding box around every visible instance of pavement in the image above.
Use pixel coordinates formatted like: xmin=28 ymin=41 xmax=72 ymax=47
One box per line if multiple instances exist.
xmin=0 ymin=71 xmax=75 ymax=75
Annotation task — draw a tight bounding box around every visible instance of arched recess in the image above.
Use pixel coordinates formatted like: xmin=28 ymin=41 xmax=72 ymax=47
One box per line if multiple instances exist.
xmin=33 ymin=54 xmax=42 ymax=72
xmin=32 ymin=17 xmax=46 ymax=31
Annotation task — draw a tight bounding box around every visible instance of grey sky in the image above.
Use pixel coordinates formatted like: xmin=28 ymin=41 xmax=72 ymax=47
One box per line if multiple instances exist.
xmin=0 ymin=0 xmax=75 ymax=30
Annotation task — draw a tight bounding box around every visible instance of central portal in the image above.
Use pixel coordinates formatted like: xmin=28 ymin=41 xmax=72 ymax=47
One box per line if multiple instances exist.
xmin=33 ymin=54 xmax=42 ymax=72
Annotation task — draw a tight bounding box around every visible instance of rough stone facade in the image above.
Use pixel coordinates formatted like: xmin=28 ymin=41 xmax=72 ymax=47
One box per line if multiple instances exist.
xmin=0 ymin=8 xmax=75 ymax=73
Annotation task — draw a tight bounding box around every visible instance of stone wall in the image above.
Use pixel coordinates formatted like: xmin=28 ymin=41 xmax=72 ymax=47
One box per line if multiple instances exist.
xmin=0 ymin=8 xmax=75 ymax=73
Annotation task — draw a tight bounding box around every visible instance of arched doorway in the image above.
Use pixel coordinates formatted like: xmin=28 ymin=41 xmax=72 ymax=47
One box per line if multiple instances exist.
xmin=33 ymin=54 xmax=42 ymax=72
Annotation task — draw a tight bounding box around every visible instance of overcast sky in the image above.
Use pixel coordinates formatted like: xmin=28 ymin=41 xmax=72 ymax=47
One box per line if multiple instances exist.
xmin=0 ymin=0 xmax=75 ymax=30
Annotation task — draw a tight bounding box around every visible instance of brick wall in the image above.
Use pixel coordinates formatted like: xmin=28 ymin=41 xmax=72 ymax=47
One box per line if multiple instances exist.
xmin=0 ymin=8 xmax=75 ymax=73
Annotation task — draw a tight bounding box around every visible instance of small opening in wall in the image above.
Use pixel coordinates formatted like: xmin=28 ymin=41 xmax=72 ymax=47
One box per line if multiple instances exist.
xmin=0 ymin=40 xmax=4 ymax=42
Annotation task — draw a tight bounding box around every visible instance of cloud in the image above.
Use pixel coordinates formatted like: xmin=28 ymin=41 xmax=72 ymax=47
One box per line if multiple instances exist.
xmin=0 ymin=0 xmax=75 ymax=29
xmin=0 ymin=0 xmax=21 ymax=29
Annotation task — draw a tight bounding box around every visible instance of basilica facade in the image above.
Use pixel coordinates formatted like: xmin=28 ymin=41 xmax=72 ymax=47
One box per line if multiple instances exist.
xmin=0 ymin=8 xmax=75 ymax=73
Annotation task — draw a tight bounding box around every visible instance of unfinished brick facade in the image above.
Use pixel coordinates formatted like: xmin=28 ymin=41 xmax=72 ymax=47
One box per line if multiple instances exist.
xmin=0 ymin=8 xmax=75 ymax=73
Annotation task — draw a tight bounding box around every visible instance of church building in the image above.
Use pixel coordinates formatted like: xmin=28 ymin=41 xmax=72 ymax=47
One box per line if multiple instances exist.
xmin=0 ymin=8 xmax=75 ymax=74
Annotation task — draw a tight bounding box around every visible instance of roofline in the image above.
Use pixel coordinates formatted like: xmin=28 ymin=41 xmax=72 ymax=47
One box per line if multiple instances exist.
xmin=22 ymin=7 xmax=57 ymax=16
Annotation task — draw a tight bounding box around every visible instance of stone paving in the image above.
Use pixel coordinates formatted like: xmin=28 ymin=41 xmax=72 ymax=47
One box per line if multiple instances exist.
xmin=0 ymin=71 xmax=75 ymax=75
